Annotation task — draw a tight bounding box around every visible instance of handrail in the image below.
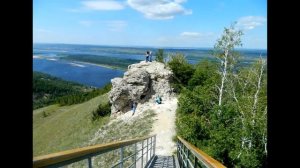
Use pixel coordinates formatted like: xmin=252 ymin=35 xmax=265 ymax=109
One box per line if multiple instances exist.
xmin=177 ymin=136 xmax=226 ymax=168
xmin=33 ymin=134 xmax=156 ymax=168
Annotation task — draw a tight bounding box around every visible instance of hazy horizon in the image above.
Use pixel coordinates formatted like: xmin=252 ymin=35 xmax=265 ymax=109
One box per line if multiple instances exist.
xmin=33 ymin=42 xmax=267 ymax=51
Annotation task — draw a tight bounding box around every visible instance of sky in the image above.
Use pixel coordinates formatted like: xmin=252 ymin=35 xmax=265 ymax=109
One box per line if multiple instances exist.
xmin=33 ymin=0 xmax=267 ymax=49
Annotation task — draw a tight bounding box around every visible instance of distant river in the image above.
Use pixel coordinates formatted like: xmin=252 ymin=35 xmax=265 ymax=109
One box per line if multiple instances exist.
xmin=33 ymin=43 xmax=267 ymax=88
xmin=33 ymin=57 xmax=124 ymax=88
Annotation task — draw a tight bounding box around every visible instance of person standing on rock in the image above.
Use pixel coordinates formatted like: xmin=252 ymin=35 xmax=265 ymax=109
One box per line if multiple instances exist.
xmin=132 ymin=101 xmax=137 ymax=115
xmin=145 ymin=51 xmax=150 ymax=62
xmin=149 ymin=51 xmax=152 ymax=62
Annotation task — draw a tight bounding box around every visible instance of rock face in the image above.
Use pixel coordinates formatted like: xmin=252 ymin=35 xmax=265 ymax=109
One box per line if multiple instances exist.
xmin=109 ymin=61 xmax=174 ymax=115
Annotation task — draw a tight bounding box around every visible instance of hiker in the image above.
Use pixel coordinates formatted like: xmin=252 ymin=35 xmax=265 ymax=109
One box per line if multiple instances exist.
xmin=132 ymin=101 xmax=137 ymax=115
xmin=149 ymin=51 xmax=152 ymax=62
xmin=155 ymin=95 xmax=162 ymax=104
xmin=145 ymin=51 xmax=150 ymax=62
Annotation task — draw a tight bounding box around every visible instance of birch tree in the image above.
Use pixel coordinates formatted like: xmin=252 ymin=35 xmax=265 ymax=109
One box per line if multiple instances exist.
xmin=227 ymin=57 xmax=267 ymax=167
xmin=213 ymin=23 xmax=243 ymax=109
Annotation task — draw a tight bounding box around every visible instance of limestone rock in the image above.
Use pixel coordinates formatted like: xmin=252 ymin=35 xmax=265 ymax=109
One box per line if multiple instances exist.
xmin=109 ymin=61 xmax=174 ymax=115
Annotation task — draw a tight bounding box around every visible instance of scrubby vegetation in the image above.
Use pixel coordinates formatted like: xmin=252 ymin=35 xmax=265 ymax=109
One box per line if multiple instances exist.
xmin=91 ymin=101 xmax=111 ymax=121
xmin=167 ymin=53 xmax=195 ymax=92
xmin=170 ymin=24 xmax=267 ymax=167
xmin=86 ymin=110 xmax=156 ymax=167
xmin=155 ymin=49 xmax=165 ymax=63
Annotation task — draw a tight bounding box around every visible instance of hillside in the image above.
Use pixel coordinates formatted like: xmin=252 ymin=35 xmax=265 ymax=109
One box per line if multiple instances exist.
xmin=33 ymin=93 xmax=156 ymax=157
xmin=33 ymin=71 xmax=93 ymax=109
xmin=33 ymin=94 xmax=109 ymax=156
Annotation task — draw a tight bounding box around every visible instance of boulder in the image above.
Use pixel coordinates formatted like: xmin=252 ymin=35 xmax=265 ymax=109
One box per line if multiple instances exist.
xmin=109 ymin=61 xmax=174 ymax=115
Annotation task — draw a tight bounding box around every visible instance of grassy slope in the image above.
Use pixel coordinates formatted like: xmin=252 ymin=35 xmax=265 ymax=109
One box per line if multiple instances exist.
xmin=33 ymin=94 xmax=110 ymax=156
xmin=33 ymin=93 xmax=156 ymax=158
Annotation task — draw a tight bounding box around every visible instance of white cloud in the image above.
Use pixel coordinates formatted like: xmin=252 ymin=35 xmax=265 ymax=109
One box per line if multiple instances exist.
xmin=65 ymin=8 xmax=83 ymax=13
xmin=105 ymin=20 xmax=127 ymax=32
xmin=237 ymin=16 xmax=266 ymax=30
xmin=156 ymin=32 xmax=216 ymax=47
xmin=180 ymin=32 xmax=214 ymax=38
xmin=180 ymin=32 xmax=200 ymax=38
xmin=175 ymin=0 xmax=187 ymax=3
xmin=78 ymin=20 xmax=127 ymax=31
xmin=79 ymin=21 xmax=93 ymax=27
xmin=127 ymin=0 xmax=192 ymax=20
xmin=82 ymin=0 xmax=125 ymax=10
xmin=36 ymin=28 xmax=52 ymax=33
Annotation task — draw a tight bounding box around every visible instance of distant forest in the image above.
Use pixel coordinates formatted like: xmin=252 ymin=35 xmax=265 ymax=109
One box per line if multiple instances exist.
xmin=33 ymin=71 xmax=111 ymax=109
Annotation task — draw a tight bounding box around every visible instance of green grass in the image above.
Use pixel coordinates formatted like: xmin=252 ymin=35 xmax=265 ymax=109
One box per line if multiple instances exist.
xmin=33 ymin=93 xmax=157 ymax=160
xmin=33 ymin=94 xmax=110 ymax=156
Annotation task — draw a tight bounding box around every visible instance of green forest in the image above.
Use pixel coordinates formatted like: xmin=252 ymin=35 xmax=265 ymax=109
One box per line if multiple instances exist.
xmin=33 ymin=72 xmax=111 ymax=109
xmin=167 ymin=24 xmax=267 ymax=167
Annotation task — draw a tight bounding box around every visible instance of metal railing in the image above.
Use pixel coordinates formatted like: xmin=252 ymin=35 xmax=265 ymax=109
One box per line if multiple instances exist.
xmin=176 ymin=136 xmax=226 ymax=168
xmin=33 ymin=135 xmax=156 ymax=168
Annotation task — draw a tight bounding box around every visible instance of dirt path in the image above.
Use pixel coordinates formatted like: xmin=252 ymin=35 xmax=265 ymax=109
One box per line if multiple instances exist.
xmin=113 ymin=97 xmax=178 ymax=156
xmin=150 ymin=97 xmax=178 ymax=156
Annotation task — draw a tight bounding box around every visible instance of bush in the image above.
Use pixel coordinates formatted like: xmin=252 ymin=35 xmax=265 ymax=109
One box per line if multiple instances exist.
xmin=188 ymin=60 xmax=219 ymax=89
xmin=167 ymin=53 xmax=194 ymax=87
xmin=92 ymin=102 xmax=111 ymax=121
xmin=155 ymin=49 xmax=164 ymax=63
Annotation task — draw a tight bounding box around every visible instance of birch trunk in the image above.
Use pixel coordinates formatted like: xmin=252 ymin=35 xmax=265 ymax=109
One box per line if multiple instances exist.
xmin=218 ymin=49 xmax=228 ymax=107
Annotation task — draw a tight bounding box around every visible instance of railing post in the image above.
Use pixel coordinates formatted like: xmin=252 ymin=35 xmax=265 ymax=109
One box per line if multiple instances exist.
xmin=153 ymin=135 xmax=156 ymax=156
xmin=150 ymin=137 xmax=152 ymax=158
xmin=134 ymin=143 xmax=137 ymax=168
xmin=180 ymin=141 xmax=184 ymax=167
xmin=194 ymin=155 xmax=198 ymax=168
xmin=88 ymin=157 xmax=92 ymax=168
xmin=183 ymin=145 xmax=187 ymax=167
xmin=141 ymin=140 xmax=144 ymax=168
xmin=120 ymin=147 xmax=124 ymax=168
xmin=146 ymin=138 xmax=149 ymax=163
xmin=177 ymin=139 xmax=181 ymax=167
xmin=186 ymin=149 xmax=189 ymax=168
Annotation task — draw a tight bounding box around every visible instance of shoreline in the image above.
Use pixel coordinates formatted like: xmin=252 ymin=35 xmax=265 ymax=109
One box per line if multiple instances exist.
xmin=71 ymin=60 xmax=126 ymax=71
xmin=33 ymin=55 xmax=128 ymax=71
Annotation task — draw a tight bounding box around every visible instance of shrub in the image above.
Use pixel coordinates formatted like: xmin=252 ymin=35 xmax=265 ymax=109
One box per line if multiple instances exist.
xmin=92 ymin=102 xmax=111 ymax=121
xmin=155 ymin=49 xmax=164 ymax=63
xmin=167 ymin=53 xmax=194 ymax=92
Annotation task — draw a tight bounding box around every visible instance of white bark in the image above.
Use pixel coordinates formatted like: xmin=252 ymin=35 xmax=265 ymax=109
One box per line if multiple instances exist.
xmin=263 ymin=134 xmax=267 ymax=154
xmin=218 ymin=49 xmax=228 ymax=107
xmin=252 ymin=58 xmax=266 ymax=124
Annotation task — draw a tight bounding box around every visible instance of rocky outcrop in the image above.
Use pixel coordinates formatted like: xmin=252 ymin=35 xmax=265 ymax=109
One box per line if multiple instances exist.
xmin=109 ymin=61 xmax=174 ymax=115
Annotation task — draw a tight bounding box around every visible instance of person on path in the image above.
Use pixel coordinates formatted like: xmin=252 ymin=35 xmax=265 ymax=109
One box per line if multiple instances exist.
xmin=132 ymin=101 xmax=137 ymax=115
xmin=155 ymin=95 xmax=162 ymax=104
